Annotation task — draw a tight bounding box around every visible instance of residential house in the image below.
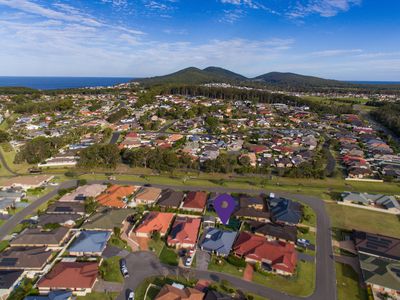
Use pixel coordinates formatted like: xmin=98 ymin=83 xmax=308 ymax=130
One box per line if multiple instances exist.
xmin=0 ymin=270 xmax=24 ymax=300
xmin=204 ymin=290 xmax=233 ymax=300
xmin=46 ymin=202 xmax=85 ymax=216
xmin=359 ymin=253 xmax=400 ymax=299
xmin=181 ymin=191 xmax=207 ymax=212
xmin=37 ymin=262 xmax=98 ymax=296
xmin=134 ymin=212 xmax=175 ymax=238
xmin=37 ymin=214 xmax=82 ymax=228
xmin=0 ymin=247 xmax=53 ymax=272
xmin=268 ymin=197 xmax=302 ymax=226
xmin=59 ymin=184 xmax=107 ymax=202
xmin=167 ymin=217 xmax=201 ymax=249
xmin=68 ymin=230 xmax=111 ymax=256
xmin=157 ymin=189 xmax=184 ymax=209
xmin=233 ymin=232 xmax=297 ymax=276
xmin=199 ymin=228 xmax=237 ymax=257
xmin=352 ymin=231 xmax=400 ymax=261
xmin=10 ymin=227 xmax=70 ymax=249
xmin=154 ymin=284 xmax=204 ymax=300
xmin=0 ymin=175 xmax=54 ymax=190
xmin=134 ymin=187 xmax=162 ymax=205
xmin=341 ymin=192 xmax=400 ymax=214
xmin=24 ymin=290 xmax=73 ymax=300
xmin=233 ymin=195 xmax=269 ymax=222
xmin=250 ymin=221 xmax=298 ymax=244
xmin=96 ymin=185 xmax=136 ymax=208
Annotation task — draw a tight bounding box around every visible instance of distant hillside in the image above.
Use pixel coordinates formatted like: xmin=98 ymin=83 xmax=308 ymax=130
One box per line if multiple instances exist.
xmin=253 ymin=72 xmax=352 ymax=88
xmin=136 ymin=66 xmax=248 ymax=86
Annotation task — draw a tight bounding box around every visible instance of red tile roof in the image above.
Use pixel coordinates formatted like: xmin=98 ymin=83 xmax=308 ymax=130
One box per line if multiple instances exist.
xmin=233 ymin=232 xmax=297 ymax=274
xmin=134 ymin=212 xmax=174 ymax=236
xmin=96 ymin=185 xmax=136 ymax=208
xmin=182 ymin=192 xmax=207 ymax=210
xmin=167 ymin=217 xmax=201 ymax=248
xmin=37 ymin=262 xmax=98 ymax=289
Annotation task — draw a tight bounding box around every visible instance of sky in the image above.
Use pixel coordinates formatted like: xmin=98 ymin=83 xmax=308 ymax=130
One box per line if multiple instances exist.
xmin=0 ymin=0 xmax=399 ymax=80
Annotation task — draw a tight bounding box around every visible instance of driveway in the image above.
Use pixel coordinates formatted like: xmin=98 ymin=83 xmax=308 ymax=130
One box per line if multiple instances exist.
xmin=195 ymin=250 xmax=210 ymax=271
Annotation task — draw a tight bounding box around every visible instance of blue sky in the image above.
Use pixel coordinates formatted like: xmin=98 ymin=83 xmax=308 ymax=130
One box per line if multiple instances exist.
xmin=0 ymin=0 xmax=399 ymax=80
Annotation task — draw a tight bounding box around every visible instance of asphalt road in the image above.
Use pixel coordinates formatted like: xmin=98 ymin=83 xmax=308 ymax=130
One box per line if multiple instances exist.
xmin=0 ymin=180 xmax=77 ymax=241
xmin=0 ymin=179 xmax=336 ymax=300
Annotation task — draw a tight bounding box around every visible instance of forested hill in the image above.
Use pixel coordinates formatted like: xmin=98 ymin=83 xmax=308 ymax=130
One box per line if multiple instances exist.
xmin=135 ymin=67 xmax=247 ymax=86
xmin=136 ymin=67 xmax=400 ymax=94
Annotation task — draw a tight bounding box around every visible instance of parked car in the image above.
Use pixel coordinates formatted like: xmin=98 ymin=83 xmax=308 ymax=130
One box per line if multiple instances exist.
xmin=127 ymin=289 xmax=134 ymax=300
xmin=184 ymin=256 xmax=193 ymax=267
xmin=120 ymin=258 xmax=129 ymax=278
xmin=297 ymin=238 xmax=311 ymax=248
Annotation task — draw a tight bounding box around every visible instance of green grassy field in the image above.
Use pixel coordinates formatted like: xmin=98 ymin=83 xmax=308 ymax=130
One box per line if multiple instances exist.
xmin=77 ymin=172 xmax=400 ymax=200
xmin=327 ymin=202 xmax=400 ymax=238
xmin=159 ymin=246 xmax=178 ymax=266
xmin=252 ymin=261 xmax=315 ymax=297
xmin=336 ymin=263 xmax=368 ymax=300
xmin=99 ymin=256 xmax=124 ymax=283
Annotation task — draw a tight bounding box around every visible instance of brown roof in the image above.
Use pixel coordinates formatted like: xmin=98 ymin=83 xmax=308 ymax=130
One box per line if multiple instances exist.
xmin=135 ymin=187 xmax=162 ymax=203
xmin=0 ymin=175 xmax=54 ymax=188
xmin=182 ymin=191 xmax=207 ymax=209
xmin=37 ymin=261 xmax=98 ymax=289
xmin=155 ymin=284 xmax=204 ymax=300
xmin=0 ymin=247 xmax=53 ymax=270
xmin=157 ymin=189 xmax=184 ymax=208
xmin=10 ymin=227 xmax=70 ymax=247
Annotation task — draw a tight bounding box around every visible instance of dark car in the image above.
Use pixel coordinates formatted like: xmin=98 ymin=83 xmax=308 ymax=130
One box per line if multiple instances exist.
xmin=120 ymin=258 xmax=129 ymax=278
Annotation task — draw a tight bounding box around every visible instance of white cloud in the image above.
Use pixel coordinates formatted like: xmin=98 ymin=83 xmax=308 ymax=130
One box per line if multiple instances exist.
xmin=288 ymin=0 xmax=362 ymax=18
xmin=311 ymin=49 xmax=363 ymax=57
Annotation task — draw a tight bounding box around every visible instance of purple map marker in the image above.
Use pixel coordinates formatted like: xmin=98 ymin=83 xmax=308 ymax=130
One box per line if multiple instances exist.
xmin=213 ymin=194 xmax=236 ymax=225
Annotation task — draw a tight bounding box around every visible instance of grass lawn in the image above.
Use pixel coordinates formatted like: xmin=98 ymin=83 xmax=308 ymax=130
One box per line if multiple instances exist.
xmin=252 ymin=261 xmax=315 ymax=297
xmin=327 ymin=202 xmax=400 ymax=238
xmin=208 ymin=256 xmax=244 ymax=277
xmin=159 ymin=246 xmax=178 ymax=266
xmin=148 ymin=239 xmax=165 ymax=256
xmin=76 ymin=169 xmax=400 ymax=201
xmin=0 ymin=144 xmax=32 ymax=174
xmin=99 ymin=256 xmax=124 ymax=283
xmin=77 ymin=292 xmax=119 ymax=300
xmin=0 ymin=240 xmax=9 ymax=252
xmin=336 ymin=263 xmax=368 ymax=300
xmin=108 ymin=235 xmax=131 ymax=251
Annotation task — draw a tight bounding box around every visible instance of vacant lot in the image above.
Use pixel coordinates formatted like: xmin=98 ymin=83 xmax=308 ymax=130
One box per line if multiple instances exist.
xmin=327 ymin=202 xmax=400 ymax=238
xmin=336 ymin=263 xmax=368 ymax=300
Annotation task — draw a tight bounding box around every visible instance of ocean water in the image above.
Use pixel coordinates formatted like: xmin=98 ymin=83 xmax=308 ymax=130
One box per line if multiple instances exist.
xmin=0 ymin=76 xmax=133 ymax=90
xmin=348 ymin=81 xmax=400 ymax=85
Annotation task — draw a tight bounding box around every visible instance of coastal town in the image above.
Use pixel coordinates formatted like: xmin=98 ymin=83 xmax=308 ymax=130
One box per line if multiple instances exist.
xmin=0 ymin=80 xmax=398 ymax=300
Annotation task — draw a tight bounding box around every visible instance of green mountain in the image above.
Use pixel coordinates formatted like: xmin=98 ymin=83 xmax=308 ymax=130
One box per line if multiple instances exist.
xmin=136 ymin=66 xmax=248 ymax=85
xmin=253 ymin=72 xmax=351 ymax=88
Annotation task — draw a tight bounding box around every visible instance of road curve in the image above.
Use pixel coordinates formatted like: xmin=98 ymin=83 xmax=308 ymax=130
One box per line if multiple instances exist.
xmin=0 ymin=179 xmax=336 ymax=300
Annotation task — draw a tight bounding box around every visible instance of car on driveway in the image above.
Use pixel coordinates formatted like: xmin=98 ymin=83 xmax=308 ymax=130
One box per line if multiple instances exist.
xmin=297 ymin=238 xmax=311 ymax=248
xmin=120 ymin=258 xmax=129 ymax=278
xmin=184 ymin=256 xmax=193 ymax=267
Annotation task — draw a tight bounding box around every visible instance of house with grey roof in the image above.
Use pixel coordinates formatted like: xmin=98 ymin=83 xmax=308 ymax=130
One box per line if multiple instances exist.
xmin=341 ymin=192 xmax=400 ymax=214
xmin=359 ymin=253 xmax=400 ymax=299
xmin=0 ymin=270 xmax=24 ymax=300
xmin=24 ymin=290 xmax=72 ymax=300
xmin=268 ymin=197 xmax=303 ymax=226
xmin=199 ymin=228 xmax=237 ymax=256
xmin=68 ymin=230 xmax=111 ymax=256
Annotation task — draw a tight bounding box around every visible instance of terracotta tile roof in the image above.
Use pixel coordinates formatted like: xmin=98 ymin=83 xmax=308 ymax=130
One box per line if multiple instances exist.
xmin=96 ymin=185 xmax=136 ymax=208
xmin=37 ymin=261 xmax=98 ymax=290
xmin=182 ymin=192 xmax=207 ymax=210
xmin=134 ymin=212 xmax=174 ymax=236
xmin=155 ymin=284 xmax=204 ymax=300
xmin=233 ymin=232 xmax=297 ymax=274
xmin=167 ymin=217 xmax=201 ymax=247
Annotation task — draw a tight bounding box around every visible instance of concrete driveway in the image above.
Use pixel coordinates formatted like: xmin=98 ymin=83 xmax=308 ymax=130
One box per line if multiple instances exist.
xmin=196 ymin=250 xmax=211 ymax=271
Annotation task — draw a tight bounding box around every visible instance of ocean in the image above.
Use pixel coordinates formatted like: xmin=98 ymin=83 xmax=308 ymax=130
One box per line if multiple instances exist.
xmin=0 ymin=76 xmax=133 ymax=90
xmin=348 ymin=81 xmax=400 ymax=85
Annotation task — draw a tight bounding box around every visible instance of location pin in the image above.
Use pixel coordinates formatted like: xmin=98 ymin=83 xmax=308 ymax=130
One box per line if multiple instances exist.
xmin=213 ymin=194 xmax=236 ymax=225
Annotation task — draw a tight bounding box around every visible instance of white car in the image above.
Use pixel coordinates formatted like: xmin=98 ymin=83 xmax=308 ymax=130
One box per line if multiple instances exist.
xmin=127 ymin=290 xmax=134 ymax=300
xmin=184 ymin=256 xmax=193 ymax=267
